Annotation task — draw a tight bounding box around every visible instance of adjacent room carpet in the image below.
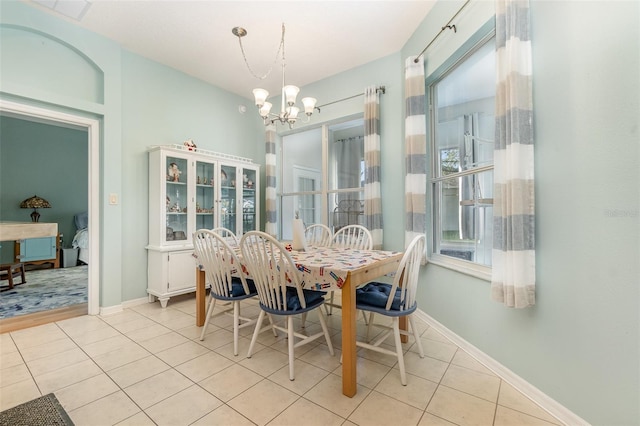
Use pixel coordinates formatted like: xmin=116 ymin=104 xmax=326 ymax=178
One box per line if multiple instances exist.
xmin=0 ymin=265 xmax=87 ymax=319
xmin=0 ymin=393 xmax=74 ymax=426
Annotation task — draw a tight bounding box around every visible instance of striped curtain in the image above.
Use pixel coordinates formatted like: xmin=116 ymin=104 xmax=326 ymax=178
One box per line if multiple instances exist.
xmin=404 ymin=56 xmax=427 ymax=248
xmin=491 ymin=0 xmax=536 ymax=308
xmin=364 ymin=86 xmax=383 ymax=249
xmin=264 ymin=124 xmax=277 ymax=237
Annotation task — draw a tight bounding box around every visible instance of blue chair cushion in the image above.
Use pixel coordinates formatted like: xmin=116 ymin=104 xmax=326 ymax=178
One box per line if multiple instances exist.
xmin=285 ymin=288 xmax=325 ymax=311
xmin=356 ymin=282 xmax=402 ymax=310
xmin=230 ymin=277 xmax=257 ymax=297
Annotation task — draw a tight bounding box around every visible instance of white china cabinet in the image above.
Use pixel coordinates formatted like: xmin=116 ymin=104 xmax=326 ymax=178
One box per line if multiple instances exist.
xmin=146 ymin=145 xmax=260 ymax=307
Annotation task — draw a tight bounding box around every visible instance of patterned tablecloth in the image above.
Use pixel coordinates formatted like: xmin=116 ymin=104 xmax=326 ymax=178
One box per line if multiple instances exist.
xmin=196 ymin=244 xmax=400 ymax=292
xmin=286 ymin=246 xmax=400 ymax=291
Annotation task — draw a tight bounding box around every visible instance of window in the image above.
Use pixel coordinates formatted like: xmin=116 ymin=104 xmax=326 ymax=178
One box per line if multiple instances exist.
xmin=279 ymin=118 xmax=364 ymax=240
xmin=429 ymin=33 xmax=495 ymax=273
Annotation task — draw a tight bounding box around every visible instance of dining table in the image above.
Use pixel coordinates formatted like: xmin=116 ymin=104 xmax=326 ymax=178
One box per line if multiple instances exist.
xmin=194 ymin=243 xmax=403 ymax=398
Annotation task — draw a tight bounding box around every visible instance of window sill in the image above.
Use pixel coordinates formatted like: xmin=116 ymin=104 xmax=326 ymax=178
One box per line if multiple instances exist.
xmin=428 ymin=254 xmax=492 ymax=282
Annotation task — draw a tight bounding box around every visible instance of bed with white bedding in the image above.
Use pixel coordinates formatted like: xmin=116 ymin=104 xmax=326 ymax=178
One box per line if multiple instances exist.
xmin=71 ymin=212 xmax=89 ymax=264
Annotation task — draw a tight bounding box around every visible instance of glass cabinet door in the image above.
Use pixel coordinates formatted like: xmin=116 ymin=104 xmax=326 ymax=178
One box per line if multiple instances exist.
xmin=165 ymin=155 xmax=188 ymax=242
xmin=241 ymin=167 xmax=257 ymax=234
xmin=220 ymin=164 xmax=237 ymax=234
xmin=195 ymin=160 xmax=216 ymax=231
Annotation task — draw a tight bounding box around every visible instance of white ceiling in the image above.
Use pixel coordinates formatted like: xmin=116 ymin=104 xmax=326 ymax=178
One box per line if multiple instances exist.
xmin=24 ymin=0 xmax=436 ymax=101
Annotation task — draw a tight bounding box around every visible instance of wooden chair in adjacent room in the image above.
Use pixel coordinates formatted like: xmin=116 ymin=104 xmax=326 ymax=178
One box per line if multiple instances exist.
xmin=0 ymin=263 xmax=26 ymax=290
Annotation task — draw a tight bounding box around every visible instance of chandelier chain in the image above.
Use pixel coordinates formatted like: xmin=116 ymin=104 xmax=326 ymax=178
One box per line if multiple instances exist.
xmin=237 ymin=24 xmax=285 ymax=81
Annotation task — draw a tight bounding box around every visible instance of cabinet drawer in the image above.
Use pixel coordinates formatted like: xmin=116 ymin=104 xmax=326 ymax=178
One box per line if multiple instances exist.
xmin=17 ymin=237 xmax=57 ymax=261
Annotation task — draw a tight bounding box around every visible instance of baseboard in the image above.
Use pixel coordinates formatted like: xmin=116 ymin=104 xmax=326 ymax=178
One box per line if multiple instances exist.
xmin=99 ymin=305 xmax=122 ymax=316
xmin=414 ymin=309 xmax=590 ymax=426
xmin=99 ymin=297 xmax=148 ymax=316
xmin=122 ymin=297 xmax=149 ymax=309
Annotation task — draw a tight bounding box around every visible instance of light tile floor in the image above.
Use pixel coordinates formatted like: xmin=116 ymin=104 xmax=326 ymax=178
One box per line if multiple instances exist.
xmin=1 ymin=294 xmax=564 ymax=426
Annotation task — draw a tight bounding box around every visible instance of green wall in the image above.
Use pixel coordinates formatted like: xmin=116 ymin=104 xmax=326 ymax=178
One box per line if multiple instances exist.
xmin=0 ymin=1 xmax=265 ymax=307
xmin=401 ymin=1 xmax=639 ymax=425
xmin=119 ymin=51 xmax=266 ymax=302
xmin=1 ymin=0 xmax=638 ymax=424
xmin=0 ymin=116 xmax=88 ymax=262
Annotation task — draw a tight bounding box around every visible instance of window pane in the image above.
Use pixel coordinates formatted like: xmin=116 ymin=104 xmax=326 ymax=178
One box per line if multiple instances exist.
xmin=328 ymin=192 xmax=364 ymax=233
xmin=282 ymin=128 xmax=322 ymax=193
xmin=431 ymin=34 xmax=495 ymax=269
xmin=435 ymin=170 xmax=493 ymax=266
xmin=279 ymin=117 xmax=365 ymax=240
xmin=328 ymin=119 xmax=364 ymax=190
xmin=298 ymin=176 xmax=318 ymax=225
xmin=434 ymin=39 xmax=495 ymax=176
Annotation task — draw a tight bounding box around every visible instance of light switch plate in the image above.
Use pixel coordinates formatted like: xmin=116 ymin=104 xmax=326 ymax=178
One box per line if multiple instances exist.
xmin=109 ymin=193 xmax=118 ymax=205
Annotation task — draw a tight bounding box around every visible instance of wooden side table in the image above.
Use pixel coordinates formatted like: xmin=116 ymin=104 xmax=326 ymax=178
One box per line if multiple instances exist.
xmin=14 ymin=233 xmax=60 ymax=270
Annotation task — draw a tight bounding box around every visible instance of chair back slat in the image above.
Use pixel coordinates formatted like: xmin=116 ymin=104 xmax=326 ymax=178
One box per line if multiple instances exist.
xmin=332 ymin=225 xmax=373 ymax=250
xmin=305 ymin=224 xmax=332 ymax=247
xmin=193 ymin=229 xmax=249 ymax=298
xmin=211 ymin=227 xmax=239 ymax=246
xmin=240 ymin=231 xmax=305 ymax=312
xmin=386 ymin=235 xmax=426 ymax=311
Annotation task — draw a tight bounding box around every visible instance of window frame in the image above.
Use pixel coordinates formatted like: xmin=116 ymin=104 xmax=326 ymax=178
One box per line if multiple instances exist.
xmin=277 ymin=114 xmax=365 ymax=239
xmin=425 ymin=22 xmax=496 ymax=281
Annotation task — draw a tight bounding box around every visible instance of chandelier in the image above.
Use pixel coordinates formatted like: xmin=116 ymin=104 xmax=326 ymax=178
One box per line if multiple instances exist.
xmin=232 ymin=23 xmax=318 ymax=128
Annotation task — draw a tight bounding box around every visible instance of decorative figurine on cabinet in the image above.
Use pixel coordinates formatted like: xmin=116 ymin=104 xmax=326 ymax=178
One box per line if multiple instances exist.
xmin=168 ymin=163 xmax=182 ymax=182
xmin=183 ymin=139 xmax=197 ymax=151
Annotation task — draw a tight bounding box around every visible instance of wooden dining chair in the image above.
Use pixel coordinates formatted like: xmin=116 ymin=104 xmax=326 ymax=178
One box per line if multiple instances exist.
xmin=332 ymin=224 xmax=373 ymax=250
xmin=240 ymin=231 xmax=334 ymax=381
xmin=326 ymin=224 xmax=374 ymax=317
xmin=211 ymin=226 xmax=239 ymax=246
xmin=0 ymin=263 xmax=26 ymax=289
xmin=304 ymin=224 xmax=332 ymax=247
xmin=193 ymin=229 xmax=259 ymax=356
xmin=355 ymin=234 xmax=426 ymax=385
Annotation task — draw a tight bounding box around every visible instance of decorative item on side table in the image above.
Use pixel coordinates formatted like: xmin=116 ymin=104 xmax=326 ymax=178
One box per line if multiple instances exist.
xmin=20 ymin=195 xmax=51 ymax=222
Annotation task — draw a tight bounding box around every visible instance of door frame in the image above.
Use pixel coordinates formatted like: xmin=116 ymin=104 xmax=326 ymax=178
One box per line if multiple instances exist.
xmin=0 ymin=99 xmax=100 ymax=315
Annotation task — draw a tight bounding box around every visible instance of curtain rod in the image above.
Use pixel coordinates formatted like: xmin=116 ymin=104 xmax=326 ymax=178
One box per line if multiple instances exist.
xmin=316 ymin=85 xmax=386 ymax=112
xmin=413 ymin=0 xmax=471 ymax=63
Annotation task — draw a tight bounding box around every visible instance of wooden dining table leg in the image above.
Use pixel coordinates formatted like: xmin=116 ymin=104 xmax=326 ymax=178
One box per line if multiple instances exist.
xmin=341 ymin=275 xmax=357 ymax=397
xmin=400 ymin=317 xmax=408 ymax=343
xmin=196 ymin=267 xmax=206 ymax=326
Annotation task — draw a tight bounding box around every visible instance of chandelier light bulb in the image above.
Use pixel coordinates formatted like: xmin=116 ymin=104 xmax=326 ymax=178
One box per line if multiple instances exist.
xmin=301 ymin=97 xmax=317 ymax=115
xmin=253 ymin=88 xmax=269 ymax=107
xmin=259 ymin=102 xmax=272 ymax=118
xmin=283 ymin=85 xmax=300 ymax=106
xmin=287 ymin=106 xmax=299 ymax=120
